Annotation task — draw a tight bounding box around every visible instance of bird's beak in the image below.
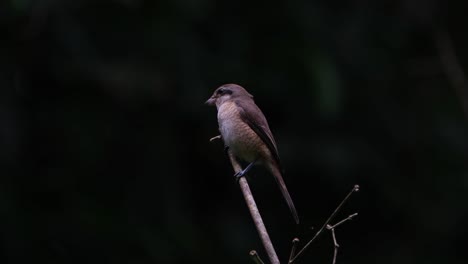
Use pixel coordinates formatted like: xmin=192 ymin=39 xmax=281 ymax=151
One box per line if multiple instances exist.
xmin=205 ymin=97 xmax=216 ymax=106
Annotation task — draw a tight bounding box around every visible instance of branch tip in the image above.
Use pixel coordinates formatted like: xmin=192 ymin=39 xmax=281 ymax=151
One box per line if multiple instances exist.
xmin=249 ymin=250 xmax=265 ymax=264
xmin=209 ymin=135 xmax=222 ymax=142
xmin=288 ymin=238 xmax=301 ymax=262
xmin=353 ymin=185 xmax=360 ymax=192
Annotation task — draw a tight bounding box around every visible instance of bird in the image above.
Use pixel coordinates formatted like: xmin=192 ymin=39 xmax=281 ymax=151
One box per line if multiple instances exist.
xmin=206 ymin=83 xmax=299 ymax=224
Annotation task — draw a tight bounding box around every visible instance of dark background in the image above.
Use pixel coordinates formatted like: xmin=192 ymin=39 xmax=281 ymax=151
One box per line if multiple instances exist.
xmin=1 ymin=0 xmax=467 ymax=263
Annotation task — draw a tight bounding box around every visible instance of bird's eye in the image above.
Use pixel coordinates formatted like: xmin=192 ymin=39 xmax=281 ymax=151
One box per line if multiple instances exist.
xmin=216 ymin=88 xmax=232 ymax=95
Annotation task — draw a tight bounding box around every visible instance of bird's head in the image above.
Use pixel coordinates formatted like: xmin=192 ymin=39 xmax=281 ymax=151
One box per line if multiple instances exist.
xmin=205 ymin=83 xmax=253 ymax=108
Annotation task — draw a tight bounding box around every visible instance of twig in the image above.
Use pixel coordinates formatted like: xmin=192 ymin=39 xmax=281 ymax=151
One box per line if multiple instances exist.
xmin=329 ymin=213 xmax=358 ymax=229
xmin=289 ymin=185 xmax=360 ymax=263
xmin=288 ymin=238 xmax=300 ymax=263
xmin=328 ymin=226 xmax=339 ymax=264
xmin=250 ymin=250 xmax=265 ymax=264
xmin=209 ymin=135 xmax=222 ymax=142
xmin=326 ymin=213 xmax=358 ymax=264
xmin=227 ymin=150 xmax=280 ymax=264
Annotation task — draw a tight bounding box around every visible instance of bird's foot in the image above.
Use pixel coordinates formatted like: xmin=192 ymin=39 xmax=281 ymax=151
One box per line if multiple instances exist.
xmin=234 ymin=170 xmax=246 ymax=182
xmin=233 ymin=161 xmax=256 ymax=182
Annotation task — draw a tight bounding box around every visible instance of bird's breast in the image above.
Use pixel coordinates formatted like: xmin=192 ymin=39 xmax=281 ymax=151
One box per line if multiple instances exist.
xmin=217 ymin=101 xmax=267 ymax=163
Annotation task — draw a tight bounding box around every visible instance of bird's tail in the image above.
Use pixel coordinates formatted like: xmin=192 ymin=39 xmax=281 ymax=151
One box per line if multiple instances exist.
xmin=269 ymin=164 xmax=299 ymax=224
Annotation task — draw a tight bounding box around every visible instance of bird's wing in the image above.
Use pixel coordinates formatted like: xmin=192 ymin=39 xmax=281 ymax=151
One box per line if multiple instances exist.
xmin=235 ymin=99 xmax=281 ymax=168
xmin=235 ymin=99 xmax=298 ymax=224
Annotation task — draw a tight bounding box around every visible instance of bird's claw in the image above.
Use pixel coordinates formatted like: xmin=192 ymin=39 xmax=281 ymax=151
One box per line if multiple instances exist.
xmin=234 ymin=171 xmax=245 ymax=178
xmin=234 ymin=171 xmax=245 ymax=182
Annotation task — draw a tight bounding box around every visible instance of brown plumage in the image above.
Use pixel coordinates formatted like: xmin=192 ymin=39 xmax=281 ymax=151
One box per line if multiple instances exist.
xmin=206 ymin=83 xmax=299 ymax=224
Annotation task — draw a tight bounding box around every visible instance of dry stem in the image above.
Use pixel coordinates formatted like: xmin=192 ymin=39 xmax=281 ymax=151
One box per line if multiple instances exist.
xmin=326 ymin=213 xmax=358 ymax=264
xmin=288 ymin=238 xmax=300 ymax=263
xmin=227 ymin=150 xmax=280 ymax=264
xmin=289 ymin=185 xmax=359 ymax=263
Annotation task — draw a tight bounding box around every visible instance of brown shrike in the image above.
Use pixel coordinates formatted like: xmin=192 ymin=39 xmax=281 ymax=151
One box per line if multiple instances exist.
xmin=206 ymin=83 xmax=299 ymax=224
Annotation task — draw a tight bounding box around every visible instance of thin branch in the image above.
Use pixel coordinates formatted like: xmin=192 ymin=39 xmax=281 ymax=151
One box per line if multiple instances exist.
xmin=227 ymin=150 xmax=280 ymax=264
xmin=289 ymin=185 xmax=359 ymax=263
xmin=250 ymin=250 xmax=265 ymax=264
xmin=329 ymin=213 xmax=358 ymax=229
xmin=328 ymin=226 xmax=339 ymax=264
xmin=288 ymin=238 xmax=300 ymax=263
xmin=326 ymin=213 xmax=358 ymax=264
xmin=209 ymin=135 xmax=222 ymax=142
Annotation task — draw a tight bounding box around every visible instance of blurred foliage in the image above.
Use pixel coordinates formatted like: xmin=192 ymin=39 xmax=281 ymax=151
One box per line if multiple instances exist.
xmin=1 ymin=0 xmax=468 ymax=263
